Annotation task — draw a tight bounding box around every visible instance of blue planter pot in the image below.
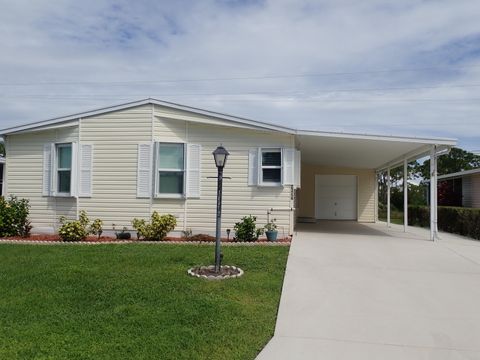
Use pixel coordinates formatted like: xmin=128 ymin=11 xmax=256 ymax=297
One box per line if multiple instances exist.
xmin=265 ymin=230 xmax=278 ymax=241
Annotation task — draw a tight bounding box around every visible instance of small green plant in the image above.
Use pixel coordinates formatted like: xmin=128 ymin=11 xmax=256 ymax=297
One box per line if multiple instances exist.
xmin=0 ymin=196 xmax=32 ymax=238
xmin=132 ymin=211 xmax=177 ymax=241
xmin=234 ymin=215 xmax=264 ymax=242
xmin=58 ymin=210 xmax=102 ymax=242
xmin=89 ymin=218 xmax=103 ymax=239
xmin=264 ymin=219 xmax=277 ymax=232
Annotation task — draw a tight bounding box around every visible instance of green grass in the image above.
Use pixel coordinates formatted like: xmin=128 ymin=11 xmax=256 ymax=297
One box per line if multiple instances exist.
xmin=0 ymin=244 xmax=289 ymax=360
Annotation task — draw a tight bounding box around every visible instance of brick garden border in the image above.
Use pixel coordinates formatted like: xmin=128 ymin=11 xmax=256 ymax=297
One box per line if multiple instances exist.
xmin=0 ymin=239 xmax=291 ymax=246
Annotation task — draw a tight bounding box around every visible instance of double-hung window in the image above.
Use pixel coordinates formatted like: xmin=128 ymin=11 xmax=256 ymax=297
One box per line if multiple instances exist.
xmin=157 ymin=143 xmax=185 ymax=196
xmin=261 ymin=148 xmax=282 ymax=185
xmin=56 ymin=143 xmax=72 ymax=194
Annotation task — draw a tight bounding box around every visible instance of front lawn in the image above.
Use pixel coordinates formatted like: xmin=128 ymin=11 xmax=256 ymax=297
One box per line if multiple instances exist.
xmin=0 ymin=244 xmax=289 ymax=360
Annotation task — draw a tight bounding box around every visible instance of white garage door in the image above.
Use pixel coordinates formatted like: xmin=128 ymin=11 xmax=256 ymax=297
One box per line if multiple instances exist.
xmin=315 ymin=175 xmax=357 ymax=220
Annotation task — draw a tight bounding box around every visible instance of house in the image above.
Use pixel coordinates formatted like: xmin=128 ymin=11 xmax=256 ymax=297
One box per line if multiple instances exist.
xmin=436 ymin=168 xmax=480 ymax=208
xmin=0 ymin=99 xmax=456 ymax=238
xmin=0 ymin=155 xmax=5 ymax=196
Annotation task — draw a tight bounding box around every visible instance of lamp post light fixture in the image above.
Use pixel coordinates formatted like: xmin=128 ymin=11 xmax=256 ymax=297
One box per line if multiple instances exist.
xmin=212 ymin=145 xmax=229 ymax=273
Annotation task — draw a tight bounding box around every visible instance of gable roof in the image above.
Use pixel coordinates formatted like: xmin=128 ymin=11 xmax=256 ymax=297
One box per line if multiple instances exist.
xmin=0 ymin=98 xmax=294 ymax=135
xmin=0 ymin=98 xmax=457 ymax=147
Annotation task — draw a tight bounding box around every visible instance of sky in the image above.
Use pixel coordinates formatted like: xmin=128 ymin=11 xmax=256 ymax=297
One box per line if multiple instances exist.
xmin=0 ymin=0 xmax=480 ymax=151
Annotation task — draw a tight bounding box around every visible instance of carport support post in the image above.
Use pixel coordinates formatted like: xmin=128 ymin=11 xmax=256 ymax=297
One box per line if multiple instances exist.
xmin=387 ymin=167 xmax=391 ymax=227
xmin=430 ymin=145 xmax=437 ymax=241
xmin=403 ymin=159 xmax=408 ymax=232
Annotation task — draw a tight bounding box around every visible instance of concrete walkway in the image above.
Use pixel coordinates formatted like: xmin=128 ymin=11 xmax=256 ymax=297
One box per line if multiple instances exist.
xmin=257 ymin=222 xmax=480 ymax=359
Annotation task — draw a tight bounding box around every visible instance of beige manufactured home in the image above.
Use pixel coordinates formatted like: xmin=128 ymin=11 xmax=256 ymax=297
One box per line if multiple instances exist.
xmin=0 ymin=99 xmax=456 ymax=237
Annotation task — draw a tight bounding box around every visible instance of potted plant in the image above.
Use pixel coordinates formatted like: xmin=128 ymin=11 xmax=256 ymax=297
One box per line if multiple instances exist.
xmin=264 ymin=219 xmax=278 ymax=241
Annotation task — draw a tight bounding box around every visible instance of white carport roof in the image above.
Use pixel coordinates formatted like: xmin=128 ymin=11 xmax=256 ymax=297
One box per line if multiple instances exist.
xmin=296 ymin=130 xmax=456 ymax=170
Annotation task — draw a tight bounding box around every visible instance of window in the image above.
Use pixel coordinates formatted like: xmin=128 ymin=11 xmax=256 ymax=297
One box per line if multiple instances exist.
xmin=56 ymin=143 xmax=72 ymax=194
xmin=158 ymin=143 xmax=185 ymax=196
xmin=261 ymin=148 xmax=282 ymax=184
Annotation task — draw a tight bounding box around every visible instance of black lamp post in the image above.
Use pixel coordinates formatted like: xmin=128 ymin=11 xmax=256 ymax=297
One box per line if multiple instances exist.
xmin=212 ymin=145 xmax=229 ymax=273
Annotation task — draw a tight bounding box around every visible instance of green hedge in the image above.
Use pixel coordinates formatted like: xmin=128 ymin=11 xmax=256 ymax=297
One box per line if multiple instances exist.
xmin=408 ymin=205 xmax=480 ymax=240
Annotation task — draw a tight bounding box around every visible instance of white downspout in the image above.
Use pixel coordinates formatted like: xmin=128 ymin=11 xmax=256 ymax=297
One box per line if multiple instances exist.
xmin=375 ymin=174 xmax=378 ymax=222
xmin=404 ymin=159 xmax=408 ymax=232
xmin=387 ymin=167 xmax=391 ymax=227
xmin=430 ymin=145 xmax=437 ymax=241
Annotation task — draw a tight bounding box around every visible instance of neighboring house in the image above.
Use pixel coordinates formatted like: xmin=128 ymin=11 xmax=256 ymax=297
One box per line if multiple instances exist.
xmin=0 ymin=155 xmax=4 ymax=196
xmin=437 ymin=169 xmax=480 ymax=208
xmin=0 ymin=99 xmax=456 ymax=236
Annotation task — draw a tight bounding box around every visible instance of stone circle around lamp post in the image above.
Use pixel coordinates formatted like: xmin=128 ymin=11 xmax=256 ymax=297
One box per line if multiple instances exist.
xmin=187 ymin=265 xmax=244 ymax=280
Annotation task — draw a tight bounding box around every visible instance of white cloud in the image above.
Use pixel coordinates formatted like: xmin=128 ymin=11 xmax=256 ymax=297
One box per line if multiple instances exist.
xmin=0 ymin=0 xmax=480 ymax=149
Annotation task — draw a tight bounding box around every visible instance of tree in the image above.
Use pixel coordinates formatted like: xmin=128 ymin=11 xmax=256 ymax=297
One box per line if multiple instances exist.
xmin=412 ymin=148 xmax=480 ymax=179
xmin=0 ymin=142 xmax=4 ymax=156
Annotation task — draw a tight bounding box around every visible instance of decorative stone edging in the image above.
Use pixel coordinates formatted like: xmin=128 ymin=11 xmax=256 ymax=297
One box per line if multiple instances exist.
xmin=0 ymin=239 xmax=291 ymax=246
xmin=187 ymin=265 xmax=244 ymax=280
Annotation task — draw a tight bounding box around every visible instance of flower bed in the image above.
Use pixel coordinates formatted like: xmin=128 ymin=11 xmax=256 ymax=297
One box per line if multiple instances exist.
xmin=1 ymin=234 xmax=291 ymax=245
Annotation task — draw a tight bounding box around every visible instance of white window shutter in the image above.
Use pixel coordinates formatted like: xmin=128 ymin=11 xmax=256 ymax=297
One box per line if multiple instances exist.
xmin=137 ymin=143 xmax=152 ymax=198
xmin=78 ymin=144 xmax=93 ymax=197
xmin=248 ymin=148 xmax=259 ymax=186
xmin=186 ymin=144 xmax=201 ymax=198
xmin=70 ymin=142 xmax=78 ymax=197
xmin=42 ymin=143 xmax=53 ymax=196
xmin=294 ymin=150 xmax=301 ymax=188
xmin=282 ymin=148 xmax=295 ymax=185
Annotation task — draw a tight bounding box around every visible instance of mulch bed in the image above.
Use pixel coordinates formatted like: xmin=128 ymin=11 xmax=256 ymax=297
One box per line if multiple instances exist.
xmin=188 ymin=265 xmax=244 ymax=280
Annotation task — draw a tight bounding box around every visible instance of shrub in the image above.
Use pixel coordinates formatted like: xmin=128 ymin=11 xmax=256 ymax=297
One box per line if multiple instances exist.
xmin=89 ymin=219 xmax=103 ymax=239
xmin=58 ymin=210 xmax=103 ymax=242
xmin=408 ymin=205 xmax=480 ymax=240
xmin=0 ymin=196 xmax=32 ymax=238
xmin=234 ymin=215 xmax=264 ymax=242
xmin=132 ymin=212 xmax=177 ymax=241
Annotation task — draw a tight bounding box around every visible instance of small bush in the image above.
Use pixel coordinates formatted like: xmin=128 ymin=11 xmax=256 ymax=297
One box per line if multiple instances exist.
xmin=234 ymin=215 xmax=264 ymax=242
xmin=58 ymin=211 xmax=103 ymax=242
xmin=132 ymin=212 xmax=177 ymax=241
xmin=89 ymin=219 xmax=103 ymax=239
xmin=0 ymin=196 xmax=32 ymax=238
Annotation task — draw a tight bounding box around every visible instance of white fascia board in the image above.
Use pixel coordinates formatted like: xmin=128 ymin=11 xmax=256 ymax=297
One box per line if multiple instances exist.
xmin=151 ymin=99 xmax=295 ymax=133
xmin=296 ymin=129 xmax=457 ymax=145
xmin=4 ymin=120 xmax=79 ymax=135
xmin=376 ymin=144 xmax=452 ymax=172
xmin=0 ymin=99 xmax=153 ymax=135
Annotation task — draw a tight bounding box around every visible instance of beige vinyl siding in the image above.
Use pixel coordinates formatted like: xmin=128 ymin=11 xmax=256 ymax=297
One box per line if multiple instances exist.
xmin=462 ymin=174 xmax=480 ymax=208
xmin=153 ymin=113 xmax=294 ymax=236
xmin=298 ymin=164 xmax=375 ymax=222
xmin=6 ymin=126 xmax=79 ymax=231
xmin=79 ymin=105 xmax=152 ymax=229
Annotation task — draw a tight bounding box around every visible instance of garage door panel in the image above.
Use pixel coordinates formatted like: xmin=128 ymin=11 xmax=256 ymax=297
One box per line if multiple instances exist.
xmin=315 ymin=175 xmax=357 ymax=220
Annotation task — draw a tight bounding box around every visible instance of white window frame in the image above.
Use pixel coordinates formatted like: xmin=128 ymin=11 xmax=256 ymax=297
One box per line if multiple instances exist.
xmin=260 ymin=148 xmax=282 ymax=186
xmin=156 ymin=142 xmax=186 ymax=199
xmin=55 ymin=143 xmax=73 ymax=197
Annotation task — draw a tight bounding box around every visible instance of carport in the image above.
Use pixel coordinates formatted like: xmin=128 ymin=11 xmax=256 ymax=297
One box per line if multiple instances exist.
xmin=295 ymin=130 xmax=456 ymax=240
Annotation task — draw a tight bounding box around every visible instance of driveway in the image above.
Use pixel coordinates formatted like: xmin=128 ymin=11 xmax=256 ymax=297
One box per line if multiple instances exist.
xmin=257 ymin=221 xmax=480 ymax=359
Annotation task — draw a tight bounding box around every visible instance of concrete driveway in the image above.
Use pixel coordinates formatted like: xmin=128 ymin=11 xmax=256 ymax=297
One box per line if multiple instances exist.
xmin=257 ymin=221 xmax=480 ymax=359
